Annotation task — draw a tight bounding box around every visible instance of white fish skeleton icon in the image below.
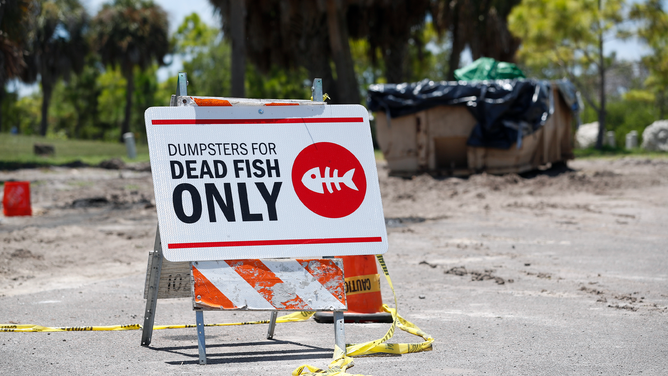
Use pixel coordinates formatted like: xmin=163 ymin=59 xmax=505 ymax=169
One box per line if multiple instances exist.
xmin=301 ymin=167 xmax=358 ymax=194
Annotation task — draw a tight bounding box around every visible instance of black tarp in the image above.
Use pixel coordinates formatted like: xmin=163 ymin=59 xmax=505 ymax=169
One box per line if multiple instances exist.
xmin=366 ymin=79 xmax=578 ymax=150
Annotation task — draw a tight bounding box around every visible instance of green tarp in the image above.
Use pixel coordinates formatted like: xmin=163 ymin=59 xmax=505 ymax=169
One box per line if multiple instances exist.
xmin=454 ymin=57 xmax=525 ymax=81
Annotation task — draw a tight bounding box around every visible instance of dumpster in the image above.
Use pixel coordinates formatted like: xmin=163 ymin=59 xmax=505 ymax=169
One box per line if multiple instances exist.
xmin=367 ymin=78 xmax=579 ymax=176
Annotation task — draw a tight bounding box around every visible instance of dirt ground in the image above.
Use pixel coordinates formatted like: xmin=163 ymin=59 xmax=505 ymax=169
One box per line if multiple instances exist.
xmin=1 ymin=157 xmax=667 ymax=374
xmin=1 ymin=157 xmax=666 ymax=299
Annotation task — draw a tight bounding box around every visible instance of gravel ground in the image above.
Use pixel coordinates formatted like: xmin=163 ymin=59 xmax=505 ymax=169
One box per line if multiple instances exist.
xmin=1 ymin=157 xmax=667 ymax=375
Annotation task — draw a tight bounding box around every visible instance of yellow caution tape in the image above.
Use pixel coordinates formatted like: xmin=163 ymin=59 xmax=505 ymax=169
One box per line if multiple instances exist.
xmin=0 ymin=312 xmax=314 ymax=333
xmin=0 ymin=324 xmax=141 ymax=332
xmin=292 ymin=255 xmax=435 ymax=375
xmin=153 ymin=311 xmax=315 ymax=330
xmin=310 ymin=93 xmax=331 ymax=102
xmin=1 ymin=256 xmax=434 ymax=376
xmin=293 ymin=345 xmax=363 ymax=376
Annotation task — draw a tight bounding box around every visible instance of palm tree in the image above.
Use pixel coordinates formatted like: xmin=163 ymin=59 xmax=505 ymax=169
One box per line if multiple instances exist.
xmin=22 ymin=0 xmax=88 ymax=136
xmin=348 ymin=0 xmax=431 ymax=84
xmin=0 ymin=0 xmax=34 ymax=130
xmin=210 ymin=0 xmax=359 ymax=103
xmin=210 ymin=0 xmax=436 ymax=101
xmin=91 ymin=0 xmax=169 ymax=142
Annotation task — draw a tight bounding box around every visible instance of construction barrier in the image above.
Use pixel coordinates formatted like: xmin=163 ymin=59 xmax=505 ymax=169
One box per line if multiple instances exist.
xmin=1 ymin=256 xmax=433 ymax=376
xmin=0 ymin=255 xmax=434 ymax=376
xmin=315 ymin=255 xmax=393 ymax=323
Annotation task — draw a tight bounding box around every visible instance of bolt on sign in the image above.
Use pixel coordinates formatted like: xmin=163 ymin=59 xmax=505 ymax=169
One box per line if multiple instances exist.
xmin=144 ymin=104 xmax=387 ymax=261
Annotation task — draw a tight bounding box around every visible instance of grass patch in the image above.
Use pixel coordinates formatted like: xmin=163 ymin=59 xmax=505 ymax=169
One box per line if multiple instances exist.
xmin=0 ymin=133 xmax=149 ymax=169
xmin=574 ymin=146 xmax=668 ymax=159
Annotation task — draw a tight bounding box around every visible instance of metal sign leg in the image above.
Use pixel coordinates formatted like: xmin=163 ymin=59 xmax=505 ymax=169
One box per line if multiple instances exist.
xmin=267 ymin=311 xmax=278 ymax=339
xmin=333 ymin=311 xmax=346 ymax=355
xmin=141 ymin=227 xmax=163 ymax=346
xmin=196 ymin=310 xmax=207 ymax=365
xmin=142 ymin=72 xmax=188 ymax=347
xmin=312 ymin=78 xmax=323 ymax=102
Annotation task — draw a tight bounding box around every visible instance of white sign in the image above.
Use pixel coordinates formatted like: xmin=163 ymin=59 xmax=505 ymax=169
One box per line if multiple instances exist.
xmin=144 ymin=104 xmax=387 ymax=262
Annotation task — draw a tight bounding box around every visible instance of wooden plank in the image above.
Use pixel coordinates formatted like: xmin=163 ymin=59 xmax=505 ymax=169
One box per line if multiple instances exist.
xmin=416 ymin=111 xmax=429 ymax=170
xmin=426 ymin=106 xmax=476 ymax=137
xmin=375 ymin=111 xmax=419 ymax=172
xmin=143 ymin=251 xmax=191 ymax=299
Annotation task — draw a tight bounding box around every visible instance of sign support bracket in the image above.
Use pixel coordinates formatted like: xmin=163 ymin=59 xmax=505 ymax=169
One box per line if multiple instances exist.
xmin=334 ymin=311 xmax=345 ymax=351
xmin=267 ymin=311 xmax=279 ymax=339
xmin=196 ymin=310 xmax=207 ymax=364
xmin=312 ymin=78 xmax=323 ymax=102
xmin=141 ymin=226 xmax=163 ymax=346
xmin=141 ymin=72 xmax=188 ymax=347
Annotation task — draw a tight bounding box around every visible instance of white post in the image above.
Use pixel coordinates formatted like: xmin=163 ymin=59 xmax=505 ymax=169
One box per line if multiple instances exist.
xmin=626 ymin=130 xmax=638 ymax=149
xmin=606 ymin=131 xmax=616 ymax=147
xmin=123 ymin=132 xmax=137 ymax=159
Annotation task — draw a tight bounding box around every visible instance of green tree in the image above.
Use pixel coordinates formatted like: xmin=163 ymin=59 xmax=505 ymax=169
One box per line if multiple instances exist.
xmin=172 ymin=13 xmax=231 ymax=97
xmin=173 ymin=12 xmax=312 ymax=100
xmin=96 ymin=67 xmax=126 ymax=140
xmin=212 ymin=0 xmax=426 ymax=103
xmin=630 ymin=0 xmax=668 ymax=119
xmin=91 ymin=0 xmax=169 ymax=142
xmin=58 ymin=56 xmax=101 ymax=139
xmin=0 ymin=0 xmax=34 ymax=131
xmin=22 ymin=0 xmax=88 ymax=137
xmin=509 ymin=0 xmax=626 ymax=149
xmin=245 ymin=64 xmax=311 ymax=100
xmin=11 ymin=93 xmax=41 ymax=134
xmin=130 ymin=64 xmax=159 ymax=142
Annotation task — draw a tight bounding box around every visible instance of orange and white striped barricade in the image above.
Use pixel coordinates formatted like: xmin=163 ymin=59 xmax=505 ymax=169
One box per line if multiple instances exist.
xmin=191 ymin=258 xmax=347 ymax=364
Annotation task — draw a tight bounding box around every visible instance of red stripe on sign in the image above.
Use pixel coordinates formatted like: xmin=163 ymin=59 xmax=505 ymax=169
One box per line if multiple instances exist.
xmin=226 ymin=260 xmax=309 ymax=310
xmin=167 ymin=236 xmax=383 ymax=249
xmin=152 ymin=117 xmax=363 ymax=125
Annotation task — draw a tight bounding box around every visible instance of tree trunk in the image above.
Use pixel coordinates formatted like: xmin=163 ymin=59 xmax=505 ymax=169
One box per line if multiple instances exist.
xmin=659 ymin=90 xmax=665 ymax=120
xmin=121 ymin=67 xmax=135 ymax=143
xmin=383 ymin=42 xmax=408 ymax=84
xmin=305 ymin=43 xmax=338 ymax=103
xmin=40 ymin=81 xmax=53 ymax=137
xmin=0 ymin=84 xmax=4 ymax=132
xmin=73 ymin=100 xmax=83 ymax=139
xmin=469 ymin=4 xmax=490 ymax=61
xmin=595 ymin=1 xmax=606 ymax=150
xmin=300 ymin=9 xmax=339 ymax=103
xmin=230 ymin=0 xmax=246 ymax=98
xmin=325 ymin=0 xmax=360 ymax=103
xmin=447 ymin=2 xmax=464 ymax=81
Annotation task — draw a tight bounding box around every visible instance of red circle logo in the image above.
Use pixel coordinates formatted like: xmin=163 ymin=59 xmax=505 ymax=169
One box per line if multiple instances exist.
xmin=292 ymin=142 xmax=367 ymax=218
